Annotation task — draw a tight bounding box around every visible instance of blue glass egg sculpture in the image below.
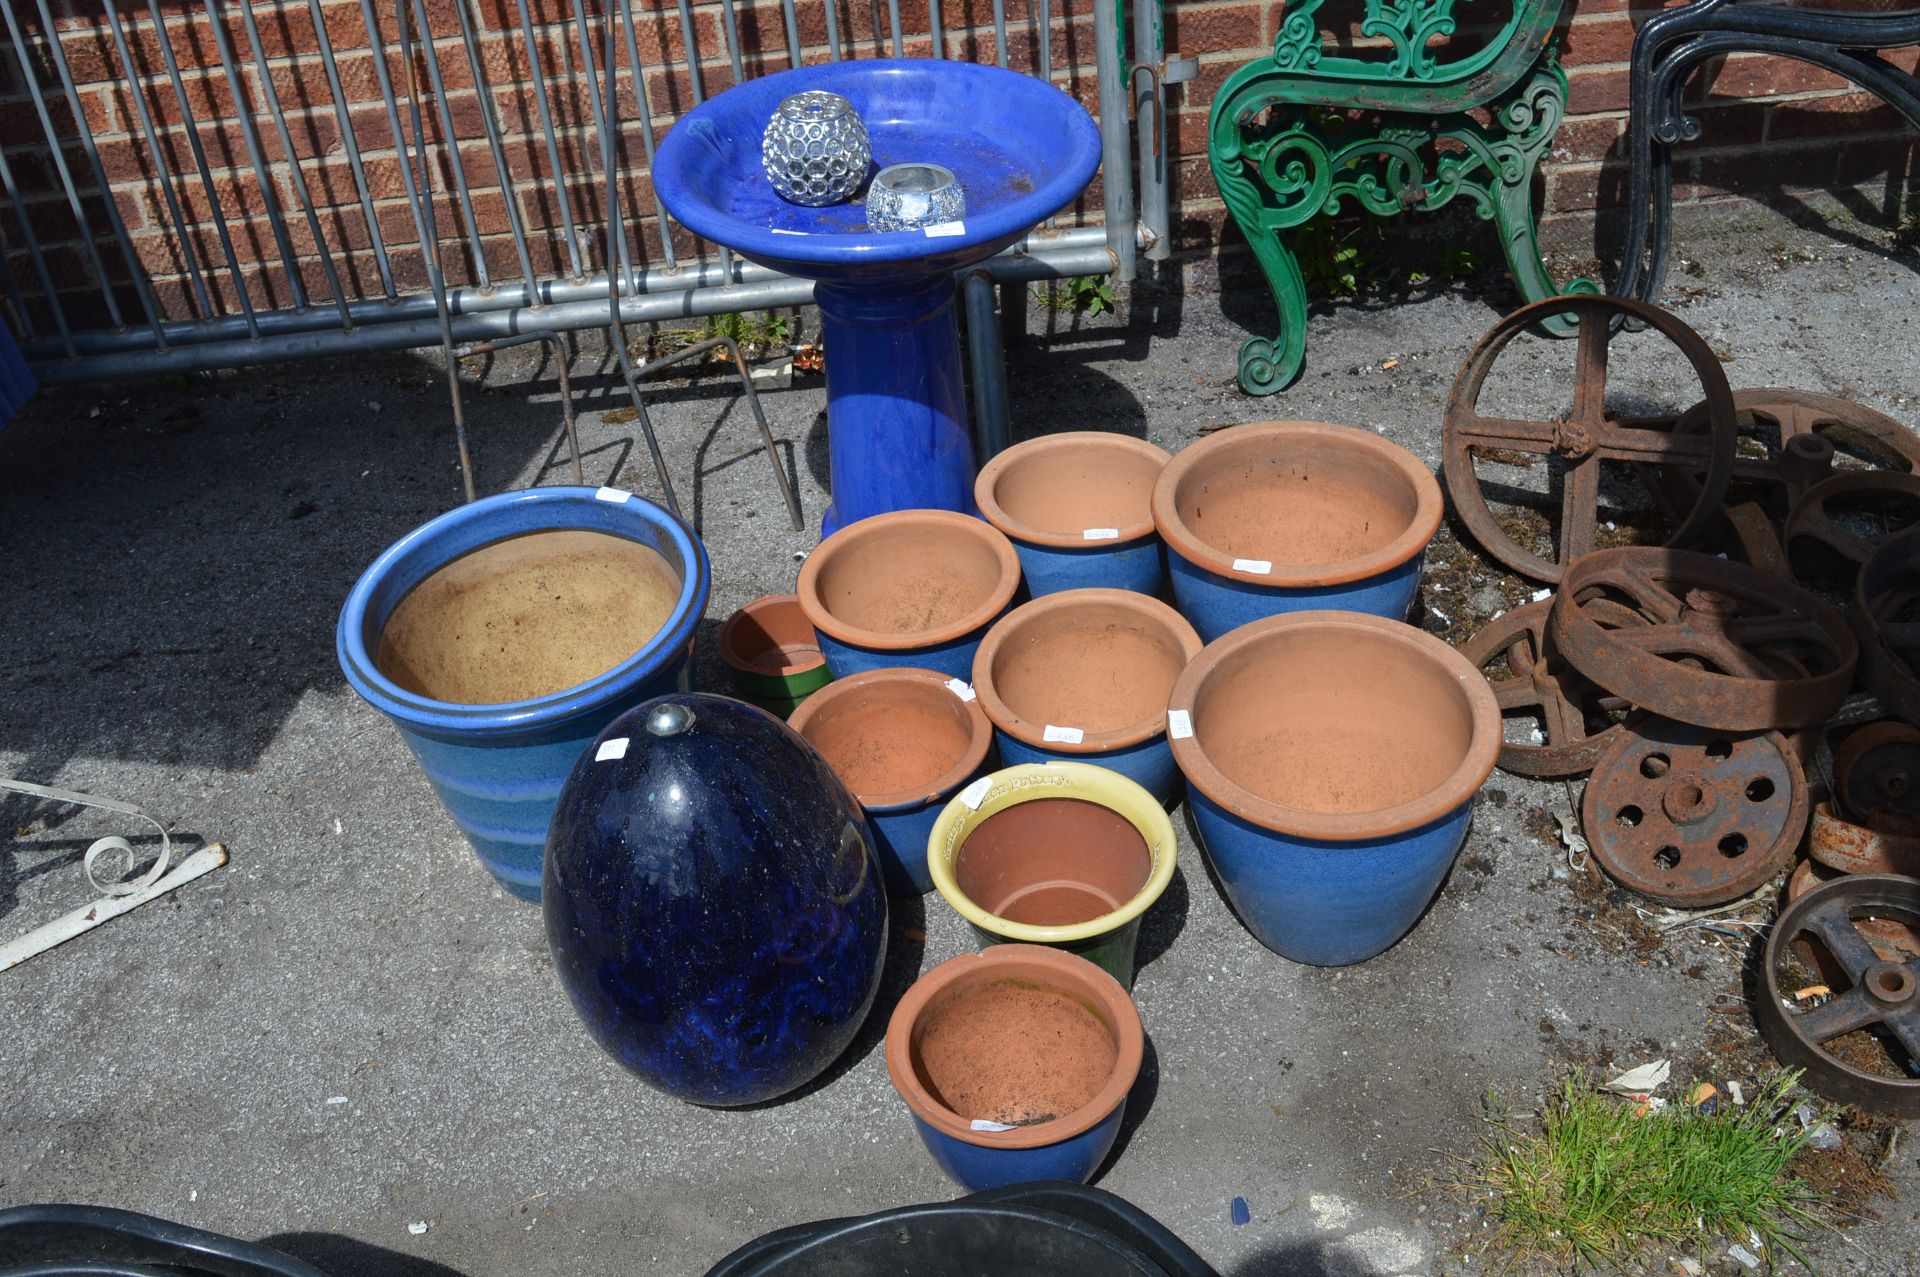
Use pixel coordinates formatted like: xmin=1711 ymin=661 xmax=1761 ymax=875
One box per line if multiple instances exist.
xmin=543 ymin=693 xmax=889 ymax=1106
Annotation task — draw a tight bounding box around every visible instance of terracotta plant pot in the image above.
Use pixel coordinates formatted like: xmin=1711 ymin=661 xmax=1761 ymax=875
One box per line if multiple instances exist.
xmin=789 ymin=666 xmax=994 ymax=894
xmin=798 ymin=509 xmax=1022 ymax=680
xmin=974 ymin=431 xmax=1172 ymax=597
xmin=1168 ymin=611 xmax=1499 ymax=965
xmin=972 ymin=589 xmax=1201 ymax=805
xmin=1151 ymin=421 xmax=1444 ymax=641
xmin=927 ymin=761 xmax=1176 ymax=985
xmin=885 ymin=945 xmax=1144 ymax=1191
xmin=717 ymin=594 xmax=832 ymax=716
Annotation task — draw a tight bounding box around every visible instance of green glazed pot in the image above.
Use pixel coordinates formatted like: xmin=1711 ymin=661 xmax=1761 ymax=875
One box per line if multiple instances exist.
xmin=718 ymin=594 xmax=833 ymax=714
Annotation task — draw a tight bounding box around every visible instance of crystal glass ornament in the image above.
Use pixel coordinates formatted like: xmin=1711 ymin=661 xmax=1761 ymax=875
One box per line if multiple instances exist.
xmin=761 ymin=91 xmax=871 ymax=207
xmin=864 ymin=163 xmax=966 ymax=233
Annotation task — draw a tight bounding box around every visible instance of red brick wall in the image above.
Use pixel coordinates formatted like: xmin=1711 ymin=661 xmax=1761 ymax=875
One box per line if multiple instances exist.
xmin=2 ymin=0 xmax=1915 ymax=340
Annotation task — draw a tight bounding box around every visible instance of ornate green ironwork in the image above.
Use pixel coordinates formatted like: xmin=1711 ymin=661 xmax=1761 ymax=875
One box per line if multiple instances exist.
xmin=1208 ymin=0 xmax=1597 ymax=394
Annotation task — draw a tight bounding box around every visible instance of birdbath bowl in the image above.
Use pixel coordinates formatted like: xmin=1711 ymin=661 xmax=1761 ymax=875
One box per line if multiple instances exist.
xmin=655 ymin=59 xmax=1101 ymax=534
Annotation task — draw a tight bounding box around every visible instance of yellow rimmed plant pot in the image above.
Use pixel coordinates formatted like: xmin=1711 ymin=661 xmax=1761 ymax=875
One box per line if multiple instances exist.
xmin=928 ymin=761 xmax=1176 ymax=987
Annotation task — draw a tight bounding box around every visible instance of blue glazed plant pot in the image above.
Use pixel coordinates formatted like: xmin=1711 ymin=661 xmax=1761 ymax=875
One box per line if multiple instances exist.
xmin=971 ymin=589 xmax=1201 ymax=806
xmin=798 ymin=509 xmax=1021 ymax=680
xmin=1167 ymin=610 xmax=1500 ymax=966
xmin=974 ymin=432 xmax=1171 ymax=598
xmin=1152 ymin=421 xmax=1443 ymax=642
xmin=787 ymin=666 xmax=994 ymax=895
xmin=336 ymin=486 xmax=710 ymax=902
xmin=886 ymin=946 xmax=1144 ymax=1191
xmin=544 ymin=695 xmax=888 ymax=1106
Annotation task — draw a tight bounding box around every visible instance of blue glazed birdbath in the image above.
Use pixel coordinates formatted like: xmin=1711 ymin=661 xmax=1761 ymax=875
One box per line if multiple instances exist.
xmin=654 ymin=59 xmax=1102 ymax=535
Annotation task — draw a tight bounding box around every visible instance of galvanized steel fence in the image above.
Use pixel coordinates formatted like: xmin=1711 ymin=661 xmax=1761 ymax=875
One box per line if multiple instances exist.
xmin=0 ymin=0 xmax=1174 ymax=393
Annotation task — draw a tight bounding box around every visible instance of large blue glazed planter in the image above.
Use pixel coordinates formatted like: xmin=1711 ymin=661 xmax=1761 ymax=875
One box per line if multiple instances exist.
xmin=1167 ymin=610 xmax=1500 ymax=966
xmin=886 ymin=946 xmax=1144 ymax=1191
xmin=544 ymin=694 xmax=888 ymax=1106
xmin=974 ymin=432 xmax=1171 ymax=598
xmin=787 ymin=666 xmax=994 ymax=895
xmin=971 ymin=588 xmax=1201 ymax=807
xmin=336 ymin=486 xmax=709 ymax=902
xmin=798 ymin=509 xmax=1022 ymax=681
xmin=1151 ymin=421 xmax=1443 ymax=643
xmin=654 ymin=60 xmax=1100 ymax=534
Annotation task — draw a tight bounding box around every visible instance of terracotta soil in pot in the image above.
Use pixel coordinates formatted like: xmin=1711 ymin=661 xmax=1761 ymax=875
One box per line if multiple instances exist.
xmin=375 ymin=529 xmax=682 ymax=704
xmin=1172 ymin=430 xmax=1421 ymax=566
xmin=913 ymin=978 xmax=1117 ymax=1125
xmin=982 ymin=597 xmax=1193 ymax=735
xmin=955 ymin=797 xmax=1152 ymax=925
xmin=792 ymin=675 xmax=982 ymax=801
xmin=1196 ymin=625 xmax=1477 ymax=813
xmin=809 ymin=518 xmax=1011 ymax=637
xmin=982 ymin=434 xmax=1168 ymax=540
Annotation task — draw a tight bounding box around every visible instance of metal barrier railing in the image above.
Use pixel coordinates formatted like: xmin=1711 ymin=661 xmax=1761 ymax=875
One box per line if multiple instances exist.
xmin=0 ymin=0 xmax=1171 ymax=394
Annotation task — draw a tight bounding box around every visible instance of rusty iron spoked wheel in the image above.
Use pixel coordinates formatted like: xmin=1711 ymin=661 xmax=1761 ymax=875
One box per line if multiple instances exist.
xmin=1788 ymin=857 xmax=1920 ymax=965
xmin=1581 ymin=716 xmax=1807 ymax=907
xmin=1441 ymin=295 xmax=1738 ymax=584
xmin=1549 ymin=547 xmax=1859 ymax=731
xmin=1456 ymin=598 xmax=1637 ymax=777
xmin=1853 ymin=526 xmax=1920 ymax=727
xmin=1834 ymin=721 xmax=1920 ymax=829
xmin=1757 ymin=874 xmax=1920 ymax=1116
xmin=1783 ymin=470 xmax=1920 ymax=585
xmin=1645 ymin=388 xmax=1920 ymax=520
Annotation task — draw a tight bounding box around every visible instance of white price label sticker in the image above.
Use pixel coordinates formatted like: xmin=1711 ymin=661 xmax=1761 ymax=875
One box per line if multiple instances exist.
xmin=595 ymin=737 xmax=630 ymax=762
xmin=1167 ymin=709 xmax=1193 ymax=740
xmin=1043 ymin=724 xmax=1085 ymax=744
xmin=595 ymin=486 xmax=633 ymax=504
xmin=970 ymin=1119 xmax=1018 ymax=1132
xmin=944 ymin=677 xmax=976 ymax=702
xmin=1082 ymin=528 xmax=1120 ymax=541
xmin=769 ymin=227 xmax=807 ymax=235
xmin=923 ymin=221 xmax=966 ymax=237
xmin=1232 ymin=558 xmax=1272 ymax=574
xmin=959 ymin=777 xmax=993 ymax=810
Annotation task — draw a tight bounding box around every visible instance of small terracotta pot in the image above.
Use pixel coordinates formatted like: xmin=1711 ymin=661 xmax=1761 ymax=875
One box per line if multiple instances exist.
xmin=972 ymin=589 xmax=1201 ymax=804
xmin=1151 ymin=421 xmax=1443 ymax=641
xmin=974 ymin=432 xmax=1172 ymax=597
xmin=928 ymin=761 xmax=1177 ymax=985
xmin=716 ymin=594 xmax=832 ymax=715
xmin=798 ymin=509 xmax=1022 ymax=681
xmin=885 ymin=944 xmax=1144 ymax=1191
xmin=1168 ymin=610 xmax=1500 ymax=965
xmin=788 ymin=666 xmax=994 ymax=894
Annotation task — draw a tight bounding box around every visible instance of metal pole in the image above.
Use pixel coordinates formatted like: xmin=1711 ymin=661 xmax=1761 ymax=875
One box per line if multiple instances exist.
xmin=1133 ymin=0 xmax=1171 ymax=261
xmin=1094 ymin=0 xmax=1137 ymax=282
xmin=962 ymin=270 xmax=1011 ymax=460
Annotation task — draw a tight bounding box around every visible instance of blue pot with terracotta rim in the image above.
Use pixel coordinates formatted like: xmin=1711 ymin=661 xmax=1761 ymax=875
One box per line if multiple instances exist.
xmin=1151 ymin=421 xmax=1443 ymax=642
xmin=971 ymin=588 xmax=1200 ymax=806
xmin=886 ymin=945 xmax=1144 ymax=1191
xmin=974 ymin=432 xmax=1171 ymax=598
xmin=798 ymin=509 xmax=1021 ymax=681
xmin=337 ymin=486 xmax=710 ymax=902
xmin=787 ymin=666 xmax=994 ymax=895
xmin=1167 ymin=610 xmax=1499 ymax=965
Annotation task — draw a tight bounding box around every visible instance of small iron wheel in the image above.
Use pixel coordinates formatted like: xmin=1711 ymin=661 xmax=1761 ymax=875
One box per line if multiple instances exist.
xmin=1783 ymin=470 xmax=1920 ymax=585
xmin=1456 ymin=598 xmax=1635 ymax=777
xmin=1581 ymin=717 xmax=1806 ymax=908
xmin=1550 ymin=547 xmax=1858 ymax=731
xmin=1833 ymin=721 xmax=1920 ymax=829
xmin=1853 ymin=526 xmax=1920 ymax=727
xmin=1756 ymin=873 xmax=1920 ymax=1117
xmin=1442 ymin=294 xmax=1737 ymax=583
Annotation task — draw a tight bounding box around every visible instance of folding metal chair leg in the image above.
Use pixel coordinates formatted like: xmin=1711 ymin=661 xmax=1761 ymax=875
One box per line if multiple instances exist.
xmin=455 ymin=332 xmax=585 ymax=486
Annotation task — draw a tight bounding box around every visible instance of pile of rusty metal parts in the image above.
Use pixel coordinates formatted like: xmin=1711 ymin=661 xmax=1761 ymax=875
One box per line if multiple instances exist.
xmin=1445 ymin=293 xmax=1920 ymax=1116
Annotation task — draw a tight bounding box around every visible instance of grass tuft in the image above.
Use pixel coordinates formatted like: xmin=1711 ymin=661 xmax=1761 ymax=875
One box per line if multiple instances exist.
xmin=1478 ymin=1070 xmax=1829 ymax=1271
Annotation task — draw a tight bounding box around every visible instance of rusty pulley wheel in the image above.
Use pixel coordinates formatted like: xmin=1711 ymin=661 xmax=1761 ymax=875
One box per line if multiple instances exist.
xmin=1581 ymin=717 xmax=1807 ymax=907
xmin=1457 ymin=598 xmax=1636 ymax=777
xmin=1649 ymin=388 xmax=1920 ymax=519
xmin=1808 ymin=801 xmax=1920 ymax=876
xmin=1549 ymin=547 xmax=1859 ymax=731
xmin=1756 ymin=874 xmax=1920 ymax=1116
xmin=1834 ymin=721 xmax=1920 ymax=829
xmin=1442 ymin=295 xmax=1738 ymax=584
xmin=1853 ymin=526 xmax=1920 ymax=727
xmin=1783 ymin=470 xmax=1920 ymax=584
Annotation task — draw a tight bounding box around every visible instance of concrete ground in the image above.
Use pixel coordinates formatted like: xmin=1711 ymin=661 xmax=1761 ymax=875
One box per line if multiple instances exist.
xmin=3 ymin=197 xmax=1920 ymax=1277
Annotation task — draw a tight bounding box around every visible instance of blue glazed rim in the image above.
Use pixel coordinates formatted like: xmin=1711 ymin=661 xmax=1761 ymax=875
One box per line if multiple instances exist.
xmin=336 ymin=486 xmax=711 ymax=738
xmin=654 ymin=60 xmax=1102 ymax=270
